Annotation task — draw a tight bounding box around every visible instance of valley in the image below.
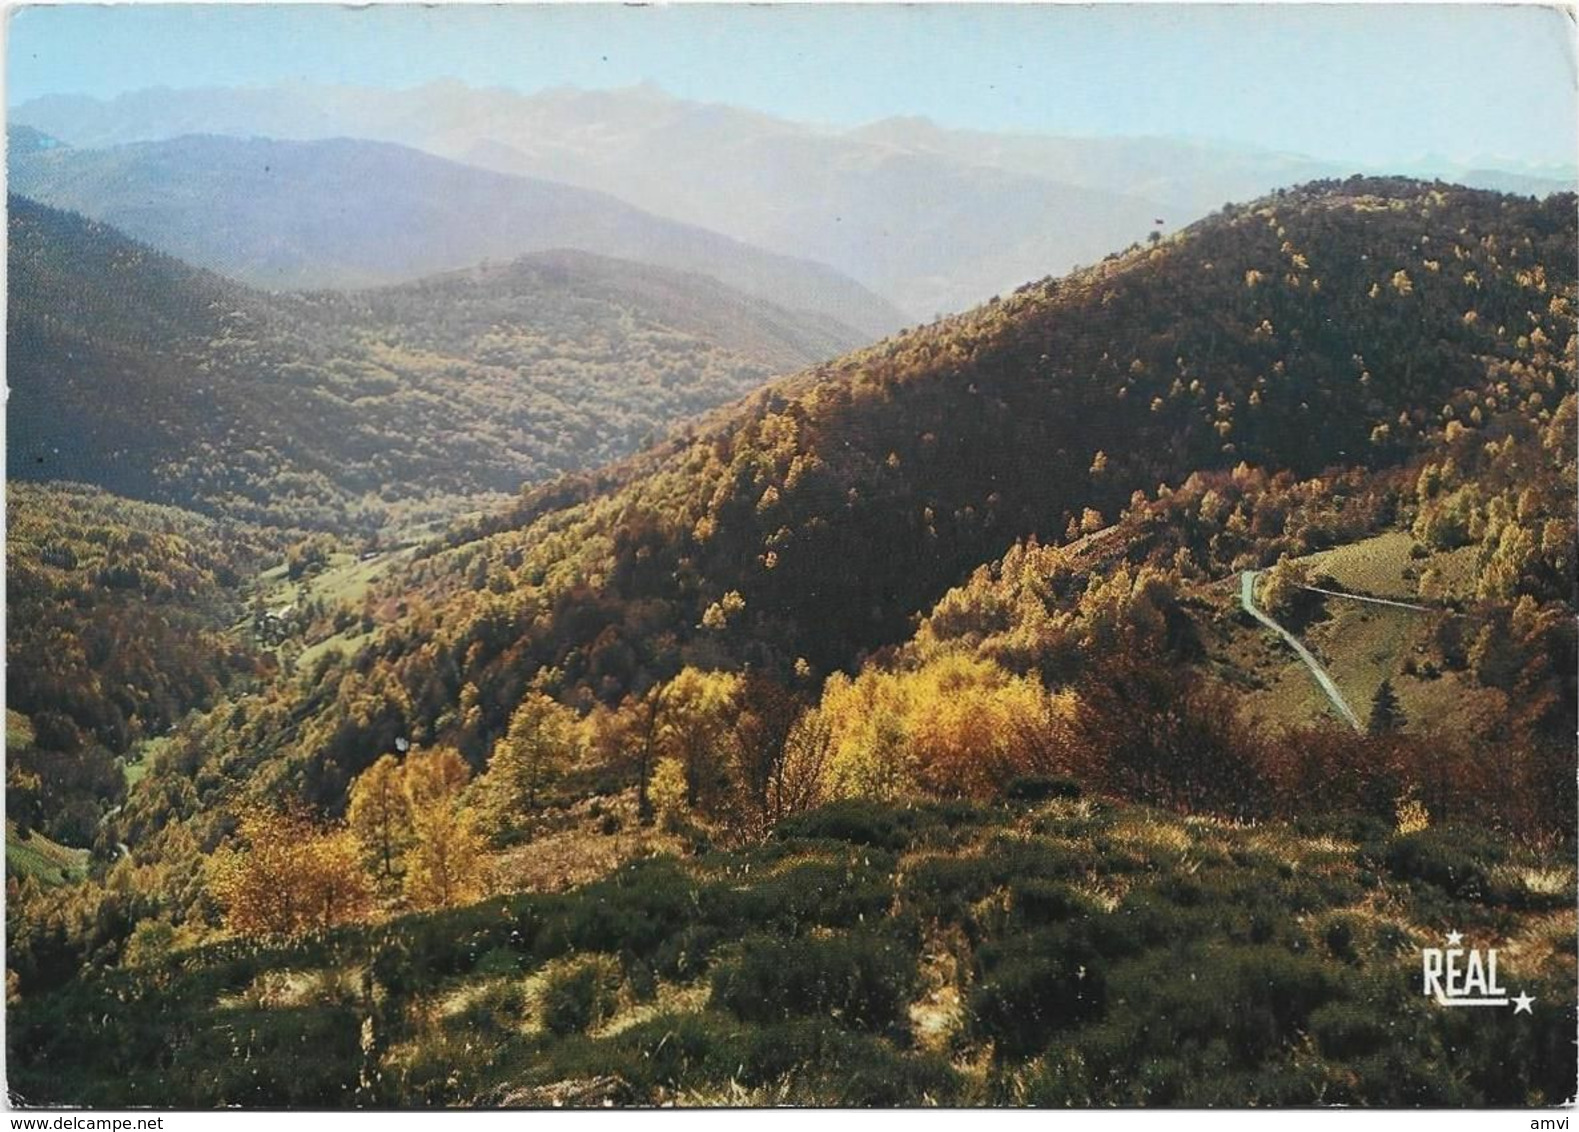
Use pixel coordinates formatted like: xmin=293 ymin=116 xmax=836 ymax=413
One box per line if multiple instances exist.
xmin=8 ymin=197 xmax=867 ymax=529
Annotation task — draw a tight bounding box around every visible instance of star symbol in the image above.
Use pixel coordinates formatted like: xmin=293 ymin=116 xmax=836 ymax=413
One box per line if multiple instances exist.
xmin=1512 ymin=991 xmax=1535 ymax=1015
xmin=1445 ymin=930 xmax=1464 ymax=947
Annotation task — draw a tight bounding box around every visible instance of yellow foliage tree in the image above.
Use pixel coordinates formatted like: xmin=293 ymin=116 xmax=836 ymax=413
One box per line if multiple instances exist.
xmin=905 ymin=655 xmax=1061 ymax=798
xmin=347 ymin=753 xmax=411 ymax=880
xmin=774 ymin=708 xmax=833 ymax=819
xmin=399 ymin=746 xmax=485 ymax=910
xmin=344 ymin=745 xmax=487 ymax=909
xmin=655 ymin=667 xmax=742 ymax=809
xmin=649 ymin=757 xmax=689 ymax=831
xmin=1476 ymin=520 xmax=1537 ymax=601
xmin=402 ymin=795 xmax=486 ymax=910
xmin=821 ymin=654 xmax=1058 ymax=801
xmin=474 ymin=692 xmax=577 ymax=839
xmin=1259 ymin=555 xmax=1312 ymax=619
xmin=402 ymin=745 xmax=471 ymax=810
xmin=820 ymin=670 xmax=916 ymax=801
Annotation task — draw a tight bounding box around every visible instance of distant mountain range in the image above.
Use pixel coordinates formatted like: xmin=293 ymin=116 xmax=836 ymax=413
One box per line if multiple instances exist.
xmin=7 ymin=195 xmax=870 ymax=528
xmin=13 ymin=82 xmax=1575 ymax=318
xmin=7 ymin=128 xmax=904 ymax=339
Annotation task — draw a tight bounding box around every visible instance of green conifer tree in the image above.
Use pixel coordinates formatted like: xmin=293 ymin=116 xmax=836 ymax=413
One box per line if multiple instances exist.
xmin=1367 ymin=678 xmax=1406 ymax=735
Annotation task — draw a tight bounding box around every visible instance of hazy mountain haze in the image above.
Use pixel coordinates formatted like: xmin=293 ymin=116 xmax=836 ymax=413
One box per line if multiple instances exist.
xmin=7 ymin=129 xmax=904 ymax=336
xmin=14 ymin=79 xmax=1573 ymax=319
xmin=9 ymin=3 xmax=1574 ymax=168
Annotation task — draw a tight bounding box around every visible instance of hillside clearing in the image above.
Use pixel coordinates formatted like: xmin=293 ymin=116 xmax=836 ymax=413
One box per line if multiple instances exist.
xmin=7 ymin=822 xmax=90 ymax=887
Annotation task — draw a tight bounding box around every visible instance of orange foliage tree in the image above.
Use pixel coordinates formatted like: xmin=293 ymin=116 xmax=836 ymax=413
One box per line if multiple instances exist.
xmin=208 ymin=806 xmax=373 ymax=939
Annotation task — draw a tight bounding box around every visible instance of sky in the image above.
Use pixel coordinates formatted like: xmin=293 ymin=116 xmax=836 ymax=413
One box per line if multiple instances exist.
xmin=6 ymin=3 xmax=1577 ymax=169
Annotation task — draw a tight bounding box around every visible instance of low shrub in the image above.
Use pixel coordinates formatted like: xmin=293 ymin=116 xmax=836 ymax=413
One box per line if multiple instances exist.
xmin=1093 ymin=944 xmax=1345 ymax=1072
xmin=524 ymin=1012 xmax=727 ymax=1100
xmin=776 ymin=800 xmax=919 ymax=849
xmin=730 ymin=857 xmax=895 ymax=935
xmin=775 ymin=799 xmax=993 ymax=851
xmin=472 ymin=945 xmax=524 ymax=977
xmin=556 ymin=859 xmax=700 ymax=958
xmin=451 ymin=978 xmax=530 ymax=1037
xmin=734 ymin=1022 xmax=960 ymax=1105
xmin=652 ymin=924 xmax=726 ymax=981
xmin=710 ymin=931 xmax=917 ymax=1032
xmin=1382 ymin=826 xmax=1505 ymax=900
xmin=1004 ymin=775 xmax=1083 ymax=803
xmin=572 ymin=1013 xmax=961 ymax=1104
xmin=1010 ymin=878 xmax=1101 ymax=927
xmin=1309 ymin=999 xmax=1391 ymax=1060
xmin=1290 ymin=811 xmax=1393 ymax=845
xmin=905 ymin=837 xmax=1084 ymax=925
xmin=171 ymin=1003 xmax=365 ymax=1107
xmin=538 ymin=955 xmax=623 ymax=1035
xmin=970 ymin=927 xmax=1108 ymax=1058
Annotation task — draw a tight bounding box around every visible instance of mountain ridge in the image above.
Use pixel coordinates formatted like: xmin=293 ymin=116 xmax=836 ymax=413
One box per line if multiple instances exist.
xmin=6 ymin=195 xmax=875 ymax=529
xmin=7 ymin=131 xmax=905 ymax=337
xmin=9 ymin=178 xmax=1574 ymax=1111
xmin=14 ymin=82 xmax=1575 ymax=319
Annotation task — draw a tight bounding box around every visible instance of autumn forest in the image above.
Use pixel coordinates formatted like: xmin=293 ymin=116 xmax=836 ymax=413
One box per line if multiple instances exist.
xmin=5 ymin=51 xmax=1578 ymax=1110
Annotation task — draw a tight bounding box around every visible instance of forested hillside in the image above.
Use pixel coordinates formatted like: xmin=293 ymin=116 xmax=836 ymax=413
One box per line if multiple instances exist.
xmin=9 ymin=177 xmax=1574 ymax=1108
xmin=17 ymin=174 xmax=1551 ymax=915
xmin=6 ymin=484 xmax=273 ymax=847
xmin=199 ymin=178 xmax=1570 ymax=752
xmin=7 ymin=197 xmax=869 ymax=530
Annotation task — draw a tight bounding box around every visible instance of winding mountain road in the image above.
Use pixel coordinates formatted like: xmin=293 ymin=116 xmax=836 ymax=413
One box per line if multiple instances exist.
xmin=1240 ymin=571 xmax=1364 ymax=733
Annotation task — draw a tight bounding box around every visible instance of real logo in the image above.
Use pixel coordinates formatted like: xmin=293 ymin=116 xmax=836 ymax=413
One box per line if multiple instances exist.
xmin=1421 ymin=930 xmax=1534 ymax=1014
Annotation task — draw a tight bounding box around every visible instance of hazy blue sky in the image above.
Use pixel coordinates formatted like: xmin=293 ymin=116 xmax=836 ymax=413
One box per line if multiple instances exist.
xmin=7 ymin=3 xmax=1576 ymax=167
